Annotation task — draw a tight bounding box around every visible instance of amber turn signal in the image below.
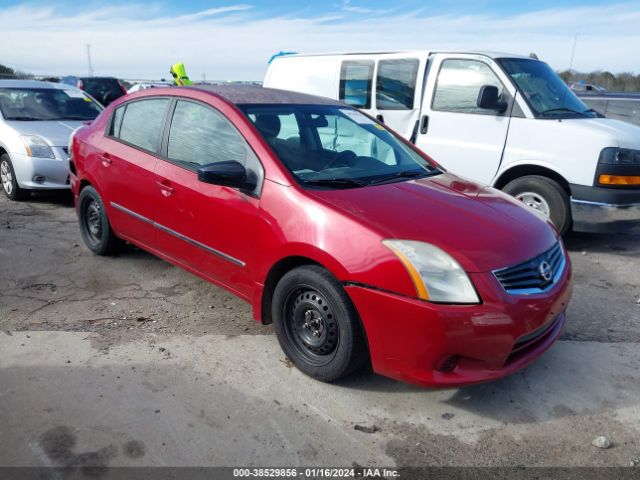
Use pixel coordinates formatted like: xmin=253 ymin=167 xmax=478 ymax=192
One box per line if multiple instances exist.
xmin=598 ymin=174 xmax=640 ymax=186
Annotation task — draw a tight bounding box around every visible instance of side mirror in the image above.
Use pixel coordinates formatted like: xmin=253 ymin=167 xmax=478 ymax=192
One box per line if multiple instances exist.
xmin=477 ymin=85 xmax=508 ymax=112
xmin=197 ymin=161 xmax=256 ymax=191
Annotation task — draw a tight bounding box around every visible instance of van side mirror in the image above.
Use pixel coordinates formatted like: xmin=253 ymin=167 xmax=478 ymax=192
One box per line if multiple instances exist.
xmin=477 ymin=85 xmax=508 ymax=112
xmin=197 ymin=161 xmax=256 ymax=191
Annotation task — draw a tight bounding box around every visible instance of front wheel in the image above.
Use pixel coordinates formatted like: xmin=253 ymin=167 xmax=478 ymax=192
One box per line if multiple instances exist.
xmin=1 ymin=154 xmax=29 ymax=201
xmin=503 ymin=175 xmax=571 ymax=235
xmin=78 ymin=186 xmax=123 ymax=255
xmin=272 ymin=265 xmax=368 ymax=382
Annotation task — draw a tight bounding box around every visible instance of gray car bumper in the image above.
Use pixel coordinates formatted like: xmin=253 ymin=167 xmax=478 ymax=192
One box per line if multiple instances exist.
xmin=571 ymin=198 xmax=640 ymax=233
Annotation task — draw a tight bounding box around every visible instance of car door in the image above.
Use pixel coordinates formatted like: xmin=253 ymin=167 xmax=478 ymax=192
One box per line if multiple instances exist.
xmin=372 ymin=56 xmax=425 ymax=139
xmin=98 ymin=97 xmax=170 ymax=247
xmin=415 ymin=54 xmax=515 ymax=185
xmin=153 ymin=99 xmax=264 ymax=297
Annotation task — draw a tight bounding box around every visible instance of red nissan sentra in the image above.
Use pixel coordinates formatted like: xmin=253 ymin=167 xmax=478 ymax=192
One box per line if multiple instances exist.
xmin=70 ymin=85 xmax=572 ymax=387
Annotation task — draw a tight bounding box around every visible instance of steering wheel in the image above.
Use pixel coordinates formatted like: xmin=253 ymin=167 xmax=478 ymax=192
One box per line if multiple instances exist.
xmin=325 ymin=150 xmax=357 ymax=169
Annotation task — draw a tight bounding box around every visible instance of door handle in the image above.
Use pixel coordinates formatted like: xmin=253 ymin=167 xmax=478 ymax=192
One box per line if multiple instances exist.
xmin=156 ymin=181 xmax=174 ymax=196
xmin=419 ymin=115 xmax=429 ymax=135
xmin=375 ymin=114 xmax=385 ymax=123
xmin=100 ymin=154 xmax=112 ymax=167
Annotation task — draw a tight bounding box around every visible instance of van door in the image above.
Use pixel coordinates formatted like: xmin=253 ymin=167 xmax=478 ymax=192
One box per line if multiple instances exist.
xmin=372 ymin=56 xmax=425 ymax=139
xmin=415 ymin=54 xmax=515 ymax=185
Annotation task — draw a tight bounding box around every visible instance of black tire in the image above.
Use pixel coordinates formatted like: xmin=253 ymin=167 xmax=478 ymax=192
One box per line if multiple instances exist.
xmin=78 ymin=186 xmax=122 ymax=255
xmin=503 ymin=175 xmax=571 ymax=235
xmin=1 ymin=154 xmax=29 ymax=201
xmin=272 ymin=265 xmax=368 ymax=382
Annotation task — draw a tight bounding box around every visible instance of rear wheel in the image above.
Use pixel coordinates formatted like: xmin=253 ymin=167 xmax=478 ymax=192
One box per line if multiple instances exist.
xmin=78 ymin=186 xmax=122 ymax=255
xmin=1 ymin=154 xmax=29 ymax=201
xmin=503 ymin=175 xmax=571 ymax=235
xmin=272 ymin=265 xmax=368 ymax=382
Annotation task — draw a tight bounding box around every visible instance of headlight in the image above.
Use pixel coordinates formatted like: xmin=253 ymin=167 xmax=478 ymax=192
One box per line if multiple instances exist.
xmin=20 ymin=135 xmax=55 ymax=159
xmin=598 ymin=147 xmax=640 ymax=165
xmin=383 ymin=240 xmax=480 ymax=304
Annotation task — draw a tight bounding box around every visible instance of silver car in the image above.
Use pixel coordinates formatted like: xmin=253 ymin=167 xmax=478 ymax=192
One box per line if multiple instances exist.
xmin=0 ymin=80 xmax=103 ymax=200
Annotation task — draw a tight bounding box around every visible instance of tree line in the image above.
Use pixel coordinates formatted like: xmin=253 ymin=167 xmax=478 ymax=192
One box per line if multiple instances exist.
xmin=558 ymin=70 xmax=640 ymax=92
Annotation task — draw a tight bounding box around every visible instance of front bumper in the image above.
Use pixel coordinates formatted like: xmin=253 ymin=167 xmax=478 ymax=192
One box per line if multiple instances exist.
xmin=570 ymin=184 xmax=640 ymax=233
xmin=10 ymin=149 xmax=70 ymax=190
xmin=345 ymin=258 xmax=572 ymax=388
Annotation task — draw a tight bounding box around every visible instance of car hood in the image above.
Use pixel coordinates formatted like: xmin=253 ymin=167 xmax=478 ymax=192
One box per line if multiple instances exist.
xmin=564 ymin=118 xmax=640 ymax=149
xmin=308 ymin=173 xmax=558 ymax=273
xmin=5 ymin=120 xmax=86 ymax=147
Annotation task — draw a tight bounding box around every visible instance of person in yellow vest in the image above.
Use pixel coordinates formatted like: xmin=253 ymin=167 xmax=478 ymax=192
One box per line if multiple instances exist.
xmin=169 ymin=63 xmax=193 ymax=86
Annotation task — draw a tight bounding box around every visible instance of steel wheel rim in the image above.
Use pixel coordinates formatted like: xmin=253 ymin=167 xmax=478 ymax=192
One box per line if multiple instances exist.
xmin=515 ymin=192 xmax=551 ymax=217
xmin=83 ymin=198 xmax=103 ymax=244
xmin=283 ymin=286 xmax=339 ymax=366
xmin=1 ymin=161 xmax=13 ymax=195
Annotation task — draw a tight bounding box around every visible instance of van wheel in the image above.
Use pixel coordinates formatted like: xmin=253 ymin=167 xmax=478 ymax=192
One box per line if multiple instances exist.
xmin=503 ymin=175 xmax=571 ymax=235
xmin=272 ymin=265 xmax=368 ymax=382
xmin=78 ymin=186 xmax=122 ymax=255
xmin=1 ymin=154 xmax=29 ymax=201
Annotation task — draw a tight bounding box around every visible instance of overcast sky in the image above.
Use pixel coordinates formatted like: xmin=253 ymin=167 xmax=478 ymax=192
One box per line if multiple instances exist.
xmin=1 ymin=0 xmax=639 ymax=80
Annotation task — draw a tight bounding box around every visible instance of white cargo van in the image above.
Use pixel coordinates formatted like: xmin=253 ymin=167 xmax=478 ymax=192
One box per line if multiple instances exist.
xmin=264 ymin=51 xmax=640 ymax=234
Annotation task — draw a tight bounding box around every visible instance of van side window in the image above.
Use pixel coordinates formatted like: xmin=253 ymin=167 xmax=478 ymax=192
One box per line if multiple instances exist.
xmin=167 ymin=100 xmax=264 ymax=192
xmin=376 ymin=59 xmax=419 ymax=110
xmin=432 ymin=59 xmax=507 ymax=115
xmin=340 ymin=61 xmax=374 ymax=109
xmin=117 ymin=98 xmax=169 ymax=152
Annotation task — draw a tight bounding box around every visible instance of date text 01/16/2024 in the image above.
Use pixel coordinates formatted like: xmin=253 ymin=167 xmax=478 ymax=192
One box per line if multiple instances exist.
xmin=232 ymin=468 xmax=400 ymax=478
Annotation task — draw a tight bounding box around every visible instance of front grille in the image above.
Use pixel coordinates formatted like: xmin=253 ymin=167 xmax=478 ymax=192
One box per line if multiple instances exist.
xmin=493 ymin=242 xmax=565 ymax=294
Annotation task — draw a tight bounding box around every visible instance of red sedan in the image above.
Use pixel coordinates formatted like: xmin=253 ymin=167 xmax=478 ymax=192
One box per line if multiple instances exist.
xmin=70 ymin=85 xmax=572 ymax=387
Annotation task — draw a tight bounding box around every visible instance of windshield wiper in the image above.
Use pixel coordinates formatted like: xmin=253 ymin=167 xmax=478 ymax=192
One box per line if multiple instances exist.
xmin=367 ymin=169 xmax=436 ymax=186
xmin=5 ymin=116 xmax=43 ymax=121
xmin=540 ymin=107 xmax=588 ymax=117
xmin=583 ymin=108 xmax=604 ymax=117
xmin=302 ymin=177 xmax=367 ymax=188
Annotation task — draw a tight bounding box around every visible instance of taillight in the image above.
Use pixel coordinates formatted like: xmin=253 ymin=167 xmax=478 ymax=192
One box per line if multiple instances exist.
xmin=77 ymin=79 xmax=84 ymax=90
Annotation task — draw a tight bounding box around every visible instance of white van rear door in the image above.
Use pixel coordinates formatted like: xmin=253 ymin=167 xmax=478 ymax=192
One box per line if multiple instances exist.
xmin=415 ymin=54 xmax=515 ymax=185
xmin=371 ymin=55 xmax=426 ymax=139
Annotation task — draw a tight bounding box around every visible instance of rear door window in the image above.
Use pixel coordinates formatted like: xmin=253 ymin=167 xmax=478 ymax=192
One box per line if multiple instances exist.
xmin=339 ymin=61 xmax=374 ymax=109
xmin=376 ymin=59 xmax=419 ymax=110
xmin=116 ymin=98 xmax=169 ymax=152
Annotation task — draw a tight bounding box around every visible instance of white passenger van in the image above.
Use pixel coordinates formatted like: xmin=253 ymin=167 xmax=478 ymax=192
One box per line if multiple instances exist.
xmin=264 ymin=51 xmax=640 ymax=234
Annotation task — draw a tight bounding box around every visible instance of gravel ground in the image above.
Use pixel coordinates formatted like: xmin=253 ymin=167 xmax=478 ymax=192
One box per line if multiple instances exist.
xmin=1 ymin=190 xmax=640 ymax=473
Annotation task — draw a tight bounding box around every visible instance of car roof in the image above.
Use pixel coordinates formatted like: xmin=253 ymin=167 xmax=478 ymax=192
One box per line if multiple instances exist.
xmin=0 ymin=79 xmax=79 ymax=90
xmin=192 ymin=84 xmax=342 ymax=106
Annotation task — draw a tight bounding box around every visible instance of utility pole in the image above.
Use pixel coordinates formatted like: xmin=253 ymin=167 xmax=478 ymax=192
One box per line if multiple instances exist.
xmin=568 ymin=34 xmax=578 ymax=72
xmin=86 ymin=44 xmax=94 ymax=77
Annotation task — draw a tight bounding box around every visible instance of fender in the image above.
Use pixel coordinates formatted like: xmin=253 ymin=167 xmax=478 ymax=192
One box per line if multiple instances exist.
xmin=492 ymin=159 xmax=572 ymax=190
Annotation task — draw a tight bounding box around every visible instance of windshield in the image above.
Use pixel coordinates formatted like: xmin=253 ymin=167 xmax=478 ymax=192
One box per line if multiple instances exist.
xmin=0 ymin=88 xmax=102 ymax=121
xmin=498 ymin=58 xmax=598 ymax=119
xmin=239 ymin=104 xmax=439 ymax=188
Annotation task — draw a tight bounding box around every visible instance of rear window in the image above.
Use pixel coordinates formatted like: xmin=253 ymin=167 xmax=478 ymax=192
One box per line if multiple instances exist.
xmin=339 ymin=61 xmax=374 ymax=109
xmin=114 ymin=98 xmax=169 ymax=153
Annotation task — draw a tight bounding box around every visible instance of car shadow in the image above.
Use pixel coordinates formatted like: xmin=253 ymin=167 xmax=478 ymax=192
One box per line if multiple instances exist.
xmin=332 ymin=340 xmax=638 ymax=424
xmin=27 ymin=190 xmax=75 ymax=207
xmin=564 ymin=229 xmax=640 ymax=256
